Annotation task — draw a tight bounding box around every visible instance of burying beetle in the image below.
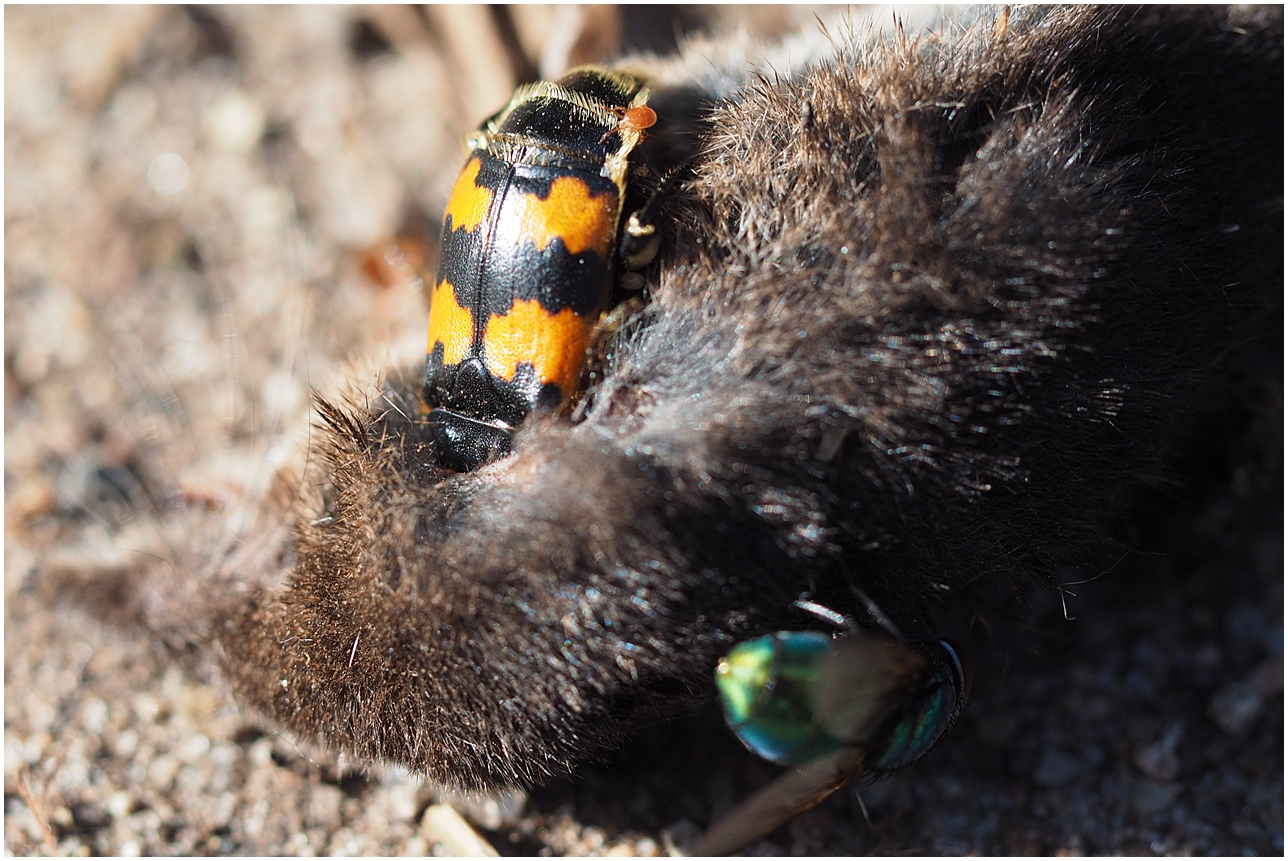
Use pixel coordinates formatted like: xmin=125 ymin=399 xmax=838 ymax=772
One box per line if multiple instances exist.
xmin=424 ymin=66 xmax=681 ymax=471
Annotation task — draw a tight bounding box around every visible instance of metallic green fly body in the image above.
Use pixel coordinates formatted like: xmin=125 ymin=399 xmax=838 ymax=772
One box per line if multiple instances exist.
xmin=700 ymin=630 xmax=971 ymax=854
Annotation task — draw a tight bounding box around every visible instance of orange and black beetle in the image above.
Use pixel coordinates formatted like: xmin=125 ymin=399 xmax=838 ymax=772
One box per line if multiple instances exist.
xmin=425 ymin=67 xmax=664 ymax=471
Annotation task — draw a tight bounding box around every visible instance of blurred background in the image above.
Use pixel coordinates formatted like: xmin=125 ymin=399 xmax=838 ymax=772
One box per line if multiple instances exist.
xmin=5 ymin=6 xmax=1281 ymax=856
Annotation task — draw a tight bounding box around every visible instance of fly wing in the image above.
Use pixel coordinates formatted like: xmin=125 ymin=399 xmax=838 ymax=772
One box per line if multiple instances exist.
xmin=814 ymin=632 xmax=928 ymax=745
xmin=693 ymin=746 xmax=863 ymax=856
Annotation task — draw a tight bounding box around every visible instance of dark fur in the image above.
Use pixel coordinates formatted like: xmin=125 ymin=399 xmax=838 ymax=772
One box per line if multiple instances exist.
xmin=76 ymin=7 xmax=1286 ymax=791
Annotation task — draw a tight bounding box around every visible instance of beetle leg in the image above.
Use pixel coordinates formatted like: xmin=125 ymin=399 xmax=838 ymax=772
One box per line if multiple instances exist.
xmin=619 ymin=162 xmax=692 ymax=270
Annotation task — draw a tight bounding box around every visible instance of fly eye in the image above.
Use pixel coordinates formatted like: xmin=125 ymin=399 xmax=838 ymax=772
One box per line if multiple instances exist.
xmin=867 ymin=638 xmax=970 ymax=772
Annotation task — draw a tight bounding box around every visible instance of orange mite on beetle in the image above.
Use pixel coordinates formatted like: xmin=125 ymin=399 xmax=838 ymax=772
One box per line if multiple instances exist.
xmin=606 ymin=104 xmax=657 ymax=142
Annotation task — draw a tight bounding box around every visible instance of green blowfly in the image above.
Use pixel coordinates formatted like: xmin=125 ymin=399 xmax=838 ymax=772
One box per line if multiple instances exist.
xmin=697 ymin=628 xmax=971 ymax=855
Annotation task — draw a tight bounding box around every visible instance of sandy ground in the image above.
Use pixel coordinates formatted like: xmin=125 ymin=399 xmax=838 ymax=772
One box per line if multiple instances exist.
xmin=5 ymin=6 xmax=1282 ymax=856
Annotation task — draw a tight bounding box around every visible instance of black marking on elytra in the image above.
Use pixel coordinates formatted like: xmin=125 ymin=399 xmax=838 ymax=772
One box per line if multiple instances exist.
xmin=438 ymin=219 xmax=611 ymax=319
xmin=479 ymin=237 xmax=610 ymax=318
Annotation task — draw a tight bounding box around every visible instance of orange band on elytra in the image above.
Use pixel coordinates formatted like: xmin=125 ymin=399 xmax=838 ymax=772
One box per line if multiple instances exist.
xmin=482 ymin=299 xmax=594 ymax=396
xmin=443 ymin=158 xmax=493 ymax=233
xmin=508 ymin=176 xmax=617 ymax=258
xmin=427 ymin=280 xmax=474 ymax=365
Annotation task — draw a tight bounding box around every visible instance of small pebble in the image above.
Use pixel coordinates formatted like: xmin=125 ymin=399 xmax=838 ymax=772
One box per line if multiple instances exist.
xmin=106 ymin=791 xmax=135 ymax=819
xmin=1210 ymin=680 xmax=1263 ymax=735
xmin=420 ymin=804 xmax=498 ymax=857
xmin=147 ymin=153 xmax=189 ymax=195
xmin=385 ymin=782 xmax=420 ymax=822
xmin=661 ymin=819 xmax=700 ymax=857
xmin=327 ymin=826 xmax=360 ymax=856
xmin=208 ymin=742 xmax=238 ymax=770
xmin=81 ymin=698 xmax=109 ymax=734
xmin=435 ymin=787 xmax=525 ymax=831
xmin=130 ymin=694 xmax=158 ymax=723
xmin=247 ymin=737 xmax=274 ymax=767
xmin=209 ymin=792 xmax=236 ymax=829
xmin=22 ymin=731 xmax=51 ymax=765
xmin=1133 ymin=722 xmax=1183 ymax=782
xmin=113 ymin=729 xmax=138 ymax=758
xmin=583 ymin=826 xmax=607 ymax=852
xmin=204 ymin=91 xmax=265 ymax=153
xmin=1054 ymin=833 xmax=1086 ymax=856
xmin=147 ymin=753 xmax=181 ymax=787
